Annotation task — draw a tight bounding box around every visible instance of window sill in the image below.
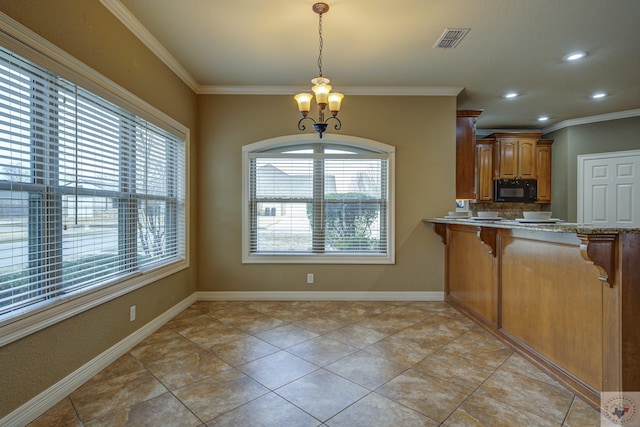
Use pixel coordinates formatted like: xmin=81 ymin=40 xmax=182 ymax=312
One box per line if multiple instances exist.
xmin=0 ymin=258 xmax=188 ymax=347
xmin=242 ymin=254 xmax=395 ymax=264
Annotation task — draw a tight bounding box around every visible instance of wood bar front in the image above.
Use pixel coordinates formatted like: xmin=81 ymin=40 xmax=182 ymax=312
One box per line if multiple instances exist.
xmin=430 ymin=220 xmax=640 ymax=408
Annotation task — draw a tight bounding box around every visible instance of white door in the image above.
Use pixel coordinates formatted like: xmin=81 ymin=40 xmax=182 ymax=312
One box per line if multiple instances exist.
xmin=578 ymin=150 xmax=640 ymax=227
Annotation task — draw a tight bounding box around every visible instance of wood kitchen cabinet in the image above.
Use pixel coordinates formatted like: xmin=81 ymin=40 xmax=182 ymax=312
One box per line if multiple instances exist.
xmin=536 ymin=139 xmax=553 ymax=202
xmin=491 ymin=133 xmax=542 ymax=179
xmin=475 ymin=139 xmax=495 ymax=202
xmin=456 ymin=110 xmax=483 ymax=200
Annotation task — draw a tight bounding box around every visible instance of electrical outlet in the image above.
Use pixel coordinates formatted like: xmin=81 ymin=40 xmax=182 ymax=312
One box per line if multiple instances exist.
xmin=307 ymin=273 xmax=314 ymax=284
xmin=129 ymin=305 xmax=136 ymax=322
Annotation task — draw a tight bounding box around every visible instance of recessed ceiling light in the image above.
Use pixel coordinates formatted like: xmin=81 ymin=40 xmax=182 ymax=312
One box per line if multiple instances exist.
xmin=563 ymin=51 xmax=587 ymax=61
xmin=504 ymin=92 xmax=518 ymax=99
xmin=591 ymin=92 xmax=607 ymax=99
xmin=538 ymin=116 xmax=549 ymax=122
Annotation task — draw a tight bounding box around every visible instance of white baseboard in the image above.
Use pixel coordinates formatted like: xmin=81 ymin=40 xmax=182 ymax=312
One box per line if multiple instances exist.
xmin=3 ymin=290 xmax=444 ymax=426
xmin=196 ymin=291 xmax=444 ymax=302
xmin=2 ymin=293 xmax=196 ymax=427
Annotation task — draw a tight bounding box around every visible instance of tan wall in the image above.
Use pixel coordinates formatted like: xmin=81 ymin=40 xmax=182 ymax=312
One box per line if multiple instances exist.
xmin=198 ymin=94 xmax=454 ymax=293
xmin=0 ymin=1 xmax=198 ymax=417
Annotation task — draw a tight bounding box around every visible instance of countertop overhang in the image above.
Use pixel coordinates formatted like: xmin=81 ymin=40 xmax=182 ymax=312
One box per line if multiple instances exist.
xmin=423 ymin=217 xmax=640 ymax=235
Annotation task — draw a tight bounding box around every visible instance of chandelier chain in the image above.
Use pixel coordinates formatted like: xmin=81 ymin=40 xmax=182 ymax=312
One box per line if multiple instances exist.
xmin=317 ymin=11 xmax=323 ymax=77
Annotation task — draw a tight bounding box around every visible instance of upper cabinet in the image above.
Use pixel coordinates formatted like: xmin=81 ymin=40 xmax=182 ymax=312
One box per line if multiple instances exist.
xmin=492 ymin=133 xmax=541 ymax=179
xmin=536 ymin=139 xmax=553 ymax=202
xmin=456 ymin=110 xmax=483 ymax=200
xmin=476 ymin=139 xmax=495 ymax=202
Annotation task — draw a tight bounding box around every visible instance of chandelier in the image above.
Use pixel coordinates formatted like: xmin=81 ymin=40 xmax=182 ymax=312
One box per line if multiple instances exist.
xmin=294 ymin=2 xmax=343 ymax=139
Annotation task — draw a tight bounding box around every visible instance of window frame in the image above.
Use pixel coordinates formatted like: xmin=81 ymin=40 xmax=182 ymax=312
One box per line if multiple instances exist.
xmin=242 ymin=134 xmax=395 ymax=264
xmin=0 ymin=14 xmax=190 ymax=346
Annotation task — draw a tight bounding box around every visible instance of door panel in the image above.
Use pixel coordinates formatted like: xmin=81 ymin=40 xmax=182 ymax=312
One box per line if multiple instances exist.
xmin=579 ymin=151 xmax=640 ymax=226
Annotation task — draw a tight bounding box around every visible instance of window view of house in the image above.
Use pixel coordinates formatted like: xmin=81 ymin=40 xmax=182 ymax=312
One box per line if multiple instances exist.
xmin=244 ymin=141 xmax=394 ymax=263
xmin=0 ymin=46 xmax=186 ymax=318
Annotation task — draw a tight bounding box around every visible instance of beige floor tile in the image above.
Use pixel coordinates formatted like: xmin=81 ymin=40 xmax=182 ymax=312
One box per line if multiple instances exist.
xmin=376 ymin=367 xmax=473 ymax=423
xmin=276 ymin=369 xmax=369 ymax=422
xmin=499 ymin=352 xmax=559 ymax=385
xmin=563 ymin=397 xmax=605 ymax=427
xmin=440 ymin=329 xmax=513 ymax=368
xmin=210 ymin=306 xmax=264 ymax=323
xmin=364 ymin=334 xmax=438 ymax=366
xmin=146 ymin=350 xmax=233 ymax=390
xmin=218 ymin=312 xmax=285 ymax=334
xmin=165 ymin=313 xmax=219 ymax=335
xmin=327 ymin=392 xmax=439 ymax=427
xmin=293 ymin=314 xmax=346 ymax=334
xmin=180 ymin=322 xmax=249 ymax=349
xmin=413 ymin=350 xmax=496 ymax=390
xmin=287 ymin=336 xmax=359 ymax=366
xmin=400 ymin=301 xmax=449 ymax=313
xmin=354 ymin=313 xmax=417 ymax=335
xmin=325 ymin=350 xmax=407 ymax=390
xmin=84 ymin=353 xmax=144 ymax=387
xmin=255 ymin=323 xmax=318 ymax=348
xmin=129 ymin=333 xmax=203 ymax=365
xmin=174 ymin=369 xmax=269 ymax=423
xmin=209 ymin=335 xmax=279 ymax=366
xmin=207 ymin=392 xmax=320 ymax=427
xmin=84 ymin=392 xmax=201 ymax=427
xmin=32 ymin=301 xmax=596 ymax=426
xmin=27 ymin=398 xmax=80 ymax=427
xmin=238 ymin=350 xmax=318 ymax=389
xmin=324 ymin=324 xmax=389 ymax=348
xmin=478 ymin=369 xmax=574 ymax=424
xmin=442 ymin=393 xmax=557 ymax=427
xmin=70 ymin=370 xmax=166 ymax=422
xmin=393 ymin=320 xmax=468 ymax=348
xmin=133 ymin=327 xmax=183 ymax=347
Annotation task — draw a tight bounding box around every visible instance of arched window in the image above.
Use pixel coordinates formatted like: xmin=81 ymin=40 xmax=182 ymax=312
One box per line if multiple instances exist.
xmin=242 ymin=135 xmax=395 ymax=264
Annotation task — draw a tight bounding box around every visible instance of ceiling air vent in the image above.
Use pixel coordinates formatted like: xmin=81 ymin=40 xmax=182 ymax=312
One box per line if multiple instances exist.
xmin=433 ymin=28 xmax=470 ymax=49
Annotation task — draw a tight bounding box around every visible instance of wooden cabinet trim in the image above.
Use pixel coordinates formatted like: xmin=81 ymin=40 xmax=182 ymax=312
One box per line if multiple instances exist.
xmin=578 ymin=234 xmax=618 ymax=287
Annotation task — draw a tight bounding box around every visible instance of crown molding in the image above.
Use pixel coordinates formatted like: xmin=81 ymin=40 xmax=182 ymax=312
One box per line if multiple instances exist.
xmin=99 ymin=0 xmax=199 ymax=92
xmin=197 ymin=85 xmax=464 ymax=96
xmin=542 ymin=109 xmax=640 ymax=134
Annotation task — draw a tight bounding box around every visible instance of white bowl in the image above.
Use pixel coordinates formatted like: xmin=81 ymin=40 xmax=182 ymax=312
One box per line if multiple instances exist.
xmin=477 ymin=211 xmax=499 ymax=218
xmin=523 ymin=211 xmax=552 ymax=220
xmin=448 ymin=211 xmax=469 ymax=217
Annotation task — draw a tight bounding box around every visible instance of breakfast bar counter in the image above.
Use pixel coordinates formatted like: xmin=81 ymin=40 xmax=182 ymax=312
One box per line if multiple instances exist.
xmin=424 ymin=218 xmax=640 ymax=408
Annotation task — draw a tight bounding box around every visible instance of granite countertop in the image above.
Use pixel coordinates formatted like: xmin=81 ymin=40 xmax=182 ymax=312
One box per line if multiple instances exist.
xmin=423 ymin=217 xmax=640 ymax=234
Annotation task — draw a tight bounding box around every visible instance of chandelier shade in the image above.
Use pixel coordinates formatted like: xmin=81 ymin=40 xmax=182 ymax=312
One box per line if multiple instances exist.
xmin=294 ymin=3 xmax=343 ymax=139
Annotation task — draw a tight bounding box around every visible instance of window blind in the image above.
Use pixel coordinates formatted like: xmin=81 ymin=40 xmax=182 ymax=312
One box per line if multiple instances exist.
xmin=0 ymin=46 xmax=186 ymax=317
xmin=247 ymin=144 xmax=389 ymax=257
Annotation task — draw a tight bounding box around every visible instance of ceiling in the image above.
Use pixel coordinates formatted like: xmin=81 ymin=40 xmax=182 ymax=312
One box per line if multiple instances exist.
xmin=106 ymin=0 xmax=640 ymax=131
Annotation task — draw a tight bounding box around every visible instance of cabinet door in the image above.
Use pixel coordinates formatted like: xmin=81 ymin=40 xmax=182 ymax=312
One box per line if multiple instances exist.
xmin=536 ymin=143 xmax=552 ymax=202
xmin=518 ymin=139 xmax=537 ymax=179
xmin=456 ymin=111 xmax=482 ymax=199
xmin=499 ymin=140 xmax=518 ymax=179
xmin=476 ymin=143 xmax=494 ymax=202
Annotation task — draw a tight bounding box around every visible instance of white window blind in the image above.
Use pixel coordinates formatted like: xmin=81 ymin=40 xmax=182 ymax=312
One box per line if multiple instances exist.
xmin=0 ymin=46 xmax=186 ymax=318
xmin=243 ymin=139 xmax=394 ymax=264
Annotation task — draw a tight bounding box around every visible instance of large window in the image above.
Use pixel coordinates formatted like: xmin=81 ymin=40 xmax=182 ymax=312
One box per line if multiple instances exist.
xmin=242 ymin=135 xmax=395 ymax=264
xmin=0 ymin=46 xmax=186 ymax=323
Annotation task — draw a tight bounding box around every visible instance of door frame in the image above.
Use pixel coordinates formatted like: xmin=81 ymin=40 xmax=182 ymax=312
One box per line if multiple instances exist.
xmin=577 ymin=149 xmax=640 ymax=223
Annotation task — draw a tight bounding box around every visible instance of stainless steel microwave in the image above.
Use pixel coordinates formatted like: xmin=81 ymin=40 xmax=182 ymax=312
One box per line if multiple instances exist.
xmin=494 ymin=179 xmax=537 ymax=202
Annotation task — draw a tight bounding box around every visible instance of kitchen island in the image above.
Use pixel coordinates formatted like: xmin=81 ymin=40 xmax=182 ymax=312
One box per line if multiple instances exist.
xmin=425 ymin=218 xmax=640 ymax=408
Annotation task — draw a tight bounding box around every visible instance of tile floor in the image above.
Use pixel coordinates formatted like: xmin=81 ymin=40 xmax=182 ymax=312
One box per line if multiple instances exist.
xmin=28 ymin=301 xmax=605 ymax=426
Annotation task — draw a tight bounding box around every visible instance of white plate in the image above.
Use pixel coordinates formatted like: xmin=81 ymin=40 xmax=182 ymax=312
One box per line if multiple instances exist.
xmin=515 ymin=218 xmax=562 ymax=223
xmin=444 ymin=215 xmax=470 ymax=219
xmin=470 ymin=217 xmax=502 ymax=221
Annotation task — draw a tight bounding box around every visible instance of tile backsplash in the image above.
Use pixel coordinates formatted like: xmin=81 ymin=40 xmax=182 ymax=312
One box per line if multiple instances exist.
xmin=470 ymin=202 xmax=550 ymax=220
